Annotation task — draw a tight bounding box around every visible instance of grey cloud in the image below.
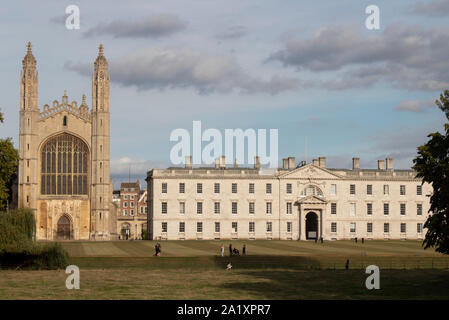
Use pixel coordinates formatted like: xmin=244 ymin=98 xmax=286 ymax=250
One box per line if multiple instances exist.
xmin=65 ymin=47 xmax=299 ymax=95
xmin=50 ymin=15 xmax=67 ymax=25
xmin=64 ymin=61 xmax=91 ymax=76
xmin=394 ymin=99 xmax=436 ymax=113
xmin=268 ymin=24 xmax=449 ymax=91
xmin=216 ymin=26 xmax=248 ymax=40
xmin=411 ymin=0 xmax=449 ymax=16
xmin=84 ymin=14 xmax=187 ymax=38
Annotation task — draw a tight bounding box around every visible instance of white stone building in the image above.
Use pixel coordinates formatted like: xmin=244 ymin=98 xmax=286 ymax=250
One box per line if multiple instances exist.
xmin=146 ymin=156 xmax=431 ymax=240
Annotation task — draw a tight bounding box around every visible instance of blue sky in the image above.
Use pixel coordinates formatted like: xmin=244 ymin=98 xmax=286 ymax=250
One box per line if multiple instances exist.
xmin=1 ymin=0 xmax=448 ymax=188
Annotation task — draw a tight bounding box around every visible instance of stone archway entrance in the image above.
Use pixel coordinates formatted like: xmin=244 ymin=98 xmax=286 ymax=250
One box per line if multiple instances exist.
xmin=121 ymin=223 xmax=131 ymax=240
xmin=305 ymin=211 xmax=318 ymax=240
xmin=57 ymin=215 xmax=71 ymax=240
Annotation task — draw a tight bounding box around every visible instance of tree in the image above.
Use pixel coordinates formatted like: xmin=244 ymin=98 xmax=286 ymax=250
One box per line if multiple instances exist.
xmin=413 ymin=89 xmax=449 ymax=254
xmin=0 ymin=110 xmax=19 ymax=211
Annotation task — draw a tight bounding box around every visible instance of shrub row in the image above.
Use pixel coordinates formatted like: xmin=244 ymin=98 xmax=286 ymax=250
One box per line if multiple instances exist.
xmin=0 ymin=209 xmax=69 ymax=270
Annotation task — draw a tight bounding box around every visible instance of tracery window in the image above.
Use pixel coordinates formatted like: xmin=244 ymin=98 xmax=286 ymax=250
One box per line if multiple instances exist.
xmin=41 ymin=133 xmax=89 ymax=195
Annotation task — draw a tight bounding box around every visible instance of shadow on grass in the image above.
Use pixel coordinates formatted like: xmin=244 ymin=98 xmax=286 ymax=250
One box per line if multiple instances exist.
xmin=216 ymin=268 xmax=449 ymax=300
xmin=213 ymin=255 xmax=325 ymax=270
xmin=69 ymin=255 xmax=325 ymax=271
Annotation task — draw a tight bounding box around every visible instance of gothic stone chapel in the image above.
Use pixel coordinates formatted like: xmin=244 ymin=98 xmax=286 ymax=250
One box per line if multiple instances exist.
xmin=17 ymin=43 xmax=117 ymax=240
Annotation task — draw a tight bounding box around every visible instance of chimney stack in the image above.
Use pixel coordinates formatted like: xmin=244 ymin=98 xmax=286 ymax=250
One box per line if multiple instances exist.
xmin=386 ymin=157 xmax=393 ymax=170
xmin=312 ymin=158 xmax=319 ymax=166
xmin=215 ymin=157 xmax=220 ymax=169
xmin=254 ymin=156 xmax=260 ymax=169
xmin=283 ymin=158 xmax=289 ymax=169
xmin=352 ymin=157 xmax=360 ymax=170
xmin=288 ymin=157 xmax=295 ymax=169
xmin=185 ymin=155 xmax=192 ymax=169
xmin=319 ymin=157 xmax=326 ymax=168
xmin=378 ymin=159 xmax=385 ymax=170
xmin=220 ymin=155 xmax=226 ymax=169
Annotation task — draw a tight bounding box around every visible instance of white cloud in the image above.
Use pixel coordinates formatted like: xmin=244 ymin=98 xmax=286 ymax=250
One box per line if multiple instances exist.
xmin=394 ymin=99 xmax=436 ymax=113
xmin=65 ymin=47 xmax=299 ymax=95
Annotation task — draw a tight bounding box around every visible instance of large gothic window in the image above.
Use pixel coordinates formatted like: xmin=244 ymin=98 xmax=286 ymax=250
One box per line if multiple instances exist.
xmin=41 ymin=133 xmax=89 ymax=195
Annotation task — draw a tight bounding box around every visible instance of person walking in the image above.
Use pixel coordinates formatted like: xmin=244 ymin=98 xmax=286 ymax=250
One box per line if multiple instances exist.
xmin=157 ymin=243 xmax=162 ymax=256
xmin=362 ymin=237 xmax=365 ymax=244
xmin=345 ymin=259 xmax=350 ymax=270
xmin=242 ymin=244 xmax=246 ymax=256
xmin=220 ymin=244 xmax=225 ymax=257
xmin=229 ymin=243 xmax=233 ymax=256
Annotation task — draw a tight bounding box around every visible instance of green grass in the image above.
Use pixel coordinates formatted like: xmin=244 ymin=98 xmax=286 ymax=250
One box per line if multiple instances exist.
xmin=1 ymin=240 xmax=449 ymax=299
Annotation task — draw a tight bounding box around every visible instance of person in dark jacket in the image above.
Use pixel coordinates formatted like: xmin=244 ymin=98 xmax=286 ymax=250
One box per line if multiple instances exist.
xmin=242 ymin=244 xmax=246 ymax=255
xmin=229 ymin=244 xmax=233 ymax=256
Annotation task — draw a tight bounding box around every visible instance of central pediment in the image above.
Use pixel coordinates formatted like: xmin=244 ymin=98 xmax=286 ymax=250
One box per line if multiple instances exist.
xmin=279 ymin=163 xmax=342 ymax=180
xmin=296 ymin=195 xmax=328 ymax=204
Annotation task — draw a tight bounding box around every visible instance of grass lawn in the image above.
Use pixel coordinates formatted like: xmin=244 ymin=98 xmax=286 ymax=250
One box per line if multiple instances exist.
xmin=1 ymin=240 xmax=449 ymax=299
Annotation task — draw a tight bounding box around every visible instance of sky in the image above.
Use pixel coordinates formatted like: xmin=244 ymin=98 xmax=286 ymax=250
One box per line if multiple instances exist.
xmin=0 ymin=0 xmax=449 ymax=188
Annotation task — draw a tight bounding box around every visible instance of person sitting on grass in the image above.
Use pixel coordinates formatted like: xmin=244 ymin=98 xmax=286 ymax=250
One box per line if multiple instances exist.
xmin=233 ymin=248 xmax=240 ymax=256
xmin=226 ymin=262 xmax=232 ymax=270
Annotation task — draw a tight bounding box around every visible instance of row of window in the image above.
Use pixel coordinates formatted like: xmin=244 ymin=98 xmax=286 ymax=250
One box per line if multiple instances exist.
xmin=122 ymin=195 xmax=136 ymax=200
xmin=122 ymin=207 xmax=148 ymax=216
xmin=331 ymin=203 xmax=424 ymax=216
xmin=162 ymin=201 xmax=290 ymax=215
xmin=122 ymin=201 xmax=135 ymax=208
xmin=163 ymin=182 xmax=279 ymax=194
xmin=160 ymin=182 xmax=423 ymax=196
xmin=332 ymin=222 xmax=424 ymax=234
xmin=348 ymin=184 xmax=422 ymax=196
xmin=162 ymin=221 xmax=293 ymax=233
xmin=159 ymin=201 xmax=424 ymax=216
xmin=160 ymin=221 xmax=424 ymax=234
xmin=122 ymin=188 xmax=136 ymax=192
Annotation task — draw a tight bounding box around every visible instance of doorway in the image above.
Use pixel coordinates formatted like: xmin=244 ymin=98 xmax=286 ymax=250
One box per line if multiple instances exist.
xmin=305 ymin=211 xmax=318 ymax=240
xmin=57 ymin=215 xmax=71 ymax=240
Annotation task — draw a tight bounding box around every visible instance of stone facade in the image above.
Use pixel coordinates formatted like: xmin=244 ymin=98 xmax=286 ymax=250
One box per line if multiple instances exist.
xmin=17 ymin=43 xmax=117 ymax=240
xmin=146 ymin=156 xmax=431 ymax=241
